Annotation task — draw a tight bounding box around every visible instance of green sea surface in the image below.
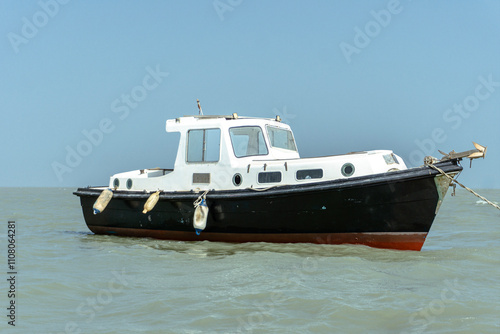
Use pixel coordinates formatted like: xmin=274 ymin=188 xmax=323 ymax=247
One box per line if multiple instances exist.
xmin=0 ymin=188 xmax=499 ymax=333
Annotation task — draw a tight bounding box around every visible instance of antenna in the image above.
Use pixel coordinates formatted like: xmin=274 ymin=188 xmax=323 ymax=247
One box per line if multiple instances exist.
xmin=197 ymin=99 xmax=203 ymax=115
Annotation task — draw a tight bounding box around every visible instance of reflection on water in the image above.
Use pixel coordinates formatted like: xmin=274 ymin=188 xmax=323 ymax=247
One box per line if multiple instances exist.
xmin=75 ymin=230 xmax=435 ymax=264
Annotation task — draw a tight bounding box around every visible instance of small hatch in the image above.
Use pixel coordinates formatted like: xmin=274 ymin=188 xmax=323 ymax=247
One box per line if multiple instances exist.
xmin=193 ymin=173 xmax=210 ymax=184
xmin=258 ymin=171 xmax=281 ymax=183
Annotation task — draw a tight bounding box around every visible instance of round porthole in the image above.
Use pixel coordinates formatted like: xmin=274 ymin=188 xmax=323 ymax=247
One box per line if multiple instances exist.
xmin=341 ymin=163 xmax=355 ymax=177
xmin=233 ymin=173 xmax=242 ymax=186
xmin=113 ymin=178 xmax=120 ymax=188
xmin=126 ymin=178 xmax=133 ymax=189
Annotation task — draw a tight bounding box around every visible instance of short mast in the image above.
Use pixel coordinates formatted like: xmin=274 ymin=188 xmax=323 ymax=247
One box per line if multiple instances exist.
xmin=197 ymin=99 xmax=203 ymax=115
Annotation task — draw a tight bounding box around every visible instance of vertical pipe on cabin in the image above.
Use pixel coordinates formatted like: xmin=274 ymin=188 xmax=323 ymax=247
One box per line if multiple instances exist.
xmin=202 ymin=129 xmax=206 ymax=162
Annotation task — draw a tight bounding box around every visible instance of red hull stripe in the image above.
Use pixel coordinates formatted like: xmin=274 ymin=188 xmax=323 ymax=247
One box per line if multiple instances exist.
xmin=88 ymin=226 xmax=427 ymax=251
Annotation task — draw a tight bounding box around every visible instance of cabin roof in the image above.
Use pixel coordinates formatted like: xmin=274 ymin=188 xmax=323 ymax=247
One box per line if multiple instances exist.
xmin=166 ymin=114 xmax=288 ymax=132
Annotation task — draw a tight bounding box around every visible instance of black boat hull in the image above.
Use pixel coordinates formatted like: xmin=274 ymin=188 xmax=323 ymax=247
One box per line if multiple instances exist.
xmin=74 ymin=161 xmax=462 ymax=251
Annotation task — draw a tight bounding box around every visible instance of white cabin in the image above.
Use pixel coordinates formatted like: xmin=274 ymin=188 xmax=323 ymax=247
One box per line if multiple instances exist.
xmin=108 ymin=114 xmax=407 ymax=192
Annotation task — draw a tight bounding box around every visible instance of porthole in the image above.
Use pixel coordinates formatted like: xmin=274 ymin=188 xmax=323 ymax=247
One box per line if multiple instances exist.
xmin=113 ymin=178 xmax=120 ymax=188
xmin=341 ymin=163 xmax=355 ymax=177
xmin=233 ymin=173 xmax=242 ymax=186
xmin=126 ymin=178 xmax=133 ymax=189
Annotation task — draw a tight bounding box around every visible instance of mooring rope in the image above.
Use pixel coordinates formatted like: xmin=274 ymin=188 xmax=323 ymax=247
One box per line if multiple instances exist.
xmin=247 ymin=185 xmax=280 ymax=192
xmin=426 ymin=162 xmax=500 ymax=211
xmin=193 ymin=189 xmax=209 ymax=208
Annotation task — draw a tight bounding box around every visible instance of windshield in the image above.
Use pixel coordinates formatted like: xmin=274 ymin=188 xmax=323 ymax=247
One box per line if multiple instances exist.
xmin=266 ymin=126 xmax=297 ymax=151
xmin=229 ymin=126 xmax=268 ymax=158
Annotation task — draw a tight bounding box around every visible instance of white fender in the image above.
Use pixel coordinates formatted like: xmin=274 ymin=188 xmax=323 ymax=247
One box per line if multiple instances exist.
xmin=93 ymin=188 xmax=113 ymax=214
xmin=143 ymin=190 xmax=160 ymax=214
xmin=193 ymin=198 xmax=208 ymax=235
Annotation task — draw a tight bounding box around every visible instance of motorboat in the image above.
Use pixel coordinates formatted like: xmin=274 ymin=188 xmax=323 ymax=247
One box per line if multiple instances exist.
xmin=74 ymin=112 xmax=486 ymax=250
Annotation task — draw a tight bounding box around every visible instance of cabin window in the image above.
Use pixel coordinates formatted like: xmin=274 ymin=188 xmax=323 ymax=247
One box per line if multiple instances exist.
xmin=258 ymin=171 xmax=282 ymax=183
xmin=187 ymin=128 xmax=220 ymax=163
xmin=266 ymin=126 xmax=297 ymax=151
xmin=383 ymin=153 xmax=399 ymax=165
xmin=229 ymin=126 xmax=268 ymax=158
xmin=296 ymin=169 xmax=323 ymax=180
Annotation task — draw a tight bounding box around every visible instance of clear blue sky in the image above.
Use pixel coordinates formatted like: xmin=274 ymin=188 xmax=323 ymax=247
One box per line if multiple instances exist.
xmin=1 ymin=0 xmax=499 ymax=188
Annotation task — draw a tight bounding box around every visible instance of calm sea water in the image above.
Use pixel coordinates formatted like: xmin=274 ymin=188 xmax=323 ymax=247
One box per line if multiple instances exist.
xmin=1 ymin=187 xmax=499 ymax=333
